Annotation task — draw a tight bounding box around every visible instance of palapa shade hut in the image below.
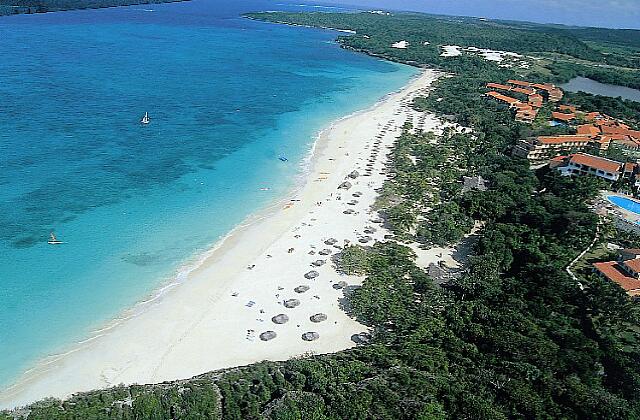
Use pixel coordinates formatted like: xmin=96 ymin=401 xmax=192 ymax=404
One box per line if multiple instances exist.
xmin=294 ymin=285 xmax=310 ymax=293
xmin=324 ymin=238 xmax=338 ymax=246
xmin=338 ymin=181 xmax=352 ymax=190
xmin=260 ymin=331 xmax=277 ymax=341
xmin=284 ymin=299 xmax=301 ymax=308
xmin=318 ymin=249 xmax=332 ymax=256
xmin=311 ymin=259 xmax=326 ymax=267
xmin=304 ymin=270 xmax=319 ymax=279
xmin=302 ymin=332 xmax=320 ymax=341
xmin=333 ymin=281 xmax=348 ymax=290
xmin=272 ymin=314 xmax=289 ymax=324
xmin=310 ymin=313 xmax=328 ymax=323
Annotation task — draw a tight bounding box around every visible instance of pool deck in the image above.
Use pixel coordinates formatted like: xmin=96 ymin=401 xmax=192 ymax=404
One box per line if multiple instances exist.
xmin=600 ymin=191 xmax=640 ymax=225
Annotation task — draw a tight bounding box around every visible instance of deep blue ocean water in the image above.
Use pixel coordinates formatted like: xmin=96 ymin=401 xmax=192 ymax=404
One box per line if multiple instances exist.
xmin=0 ymin=0 xmax=417 ymax=387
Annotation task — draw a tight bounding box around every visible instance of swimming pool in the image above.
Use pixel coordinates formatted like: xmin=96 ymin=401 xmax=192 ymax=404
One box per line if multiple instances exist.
xmin=607 ymin=195 xmax=640 ymax=216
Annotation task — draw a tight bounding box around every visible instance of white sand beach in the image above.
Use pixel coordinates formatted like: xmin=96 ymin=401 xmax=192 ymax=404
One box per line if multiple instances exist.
xmin=1 ymin=69 xmax=450 ymax=409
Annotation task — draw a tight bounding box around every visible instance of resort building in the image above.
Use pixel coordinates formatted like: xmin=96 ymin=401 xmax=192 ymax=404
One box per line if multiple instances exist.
xmin=485 ymin=80 xmax=565 ymax=124
xmin=486 ymin=82 xmax=512 ymax=91
xmin=515 ymin=103 xmax=538 ymax=123
xmin=531 ymin=83 xmax=563 ymax=102
xmin=593 ymin=249 xmax=640 ymax=297
xmin=528 ymin=94 xmax=543 ymax=108
xmin=556 ymin=153 xmax=625 ymax=182
xmin=486 ymin=91 xmax=520 ymax=106
xmin=559 ymin=104 xmax=577 ymax=113
xmin=513 ymin=135 xmax=593 ymax=161
xmin=552 ymin=112 xmax=575 ymax=123
xmin=507 ymin=79 xmax=532 ymax=88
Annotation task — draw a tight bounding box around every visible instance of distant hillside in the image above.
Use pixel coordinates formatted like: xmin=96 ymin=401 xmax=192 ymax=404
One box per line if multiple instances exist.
xmin=0 ymin=0 xmax=187 ymax=16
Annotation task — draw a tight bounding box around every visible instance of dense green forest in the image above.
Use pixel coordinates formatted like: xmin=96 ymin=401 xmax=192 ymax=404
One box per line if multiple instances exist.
xmin=0 ymin=0 xmax=184 ymax=15
xmin=246 ymin=11 xmax=640 ymax=89
xmin=2 ymin=11 xmax=639 ymax=420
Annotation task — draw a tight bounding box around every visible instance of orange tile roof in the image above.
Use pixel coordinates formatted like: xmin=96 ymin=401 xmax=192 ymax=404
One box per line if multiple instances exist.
xmin=486 ymin=91 xmax=520 ymax=105
xmin=559 ymin=104 xmax=577 ymax=112
xmin=601 ymin=125 xmax=630 ymax=136
xmin=532 ymin=83 xmax=555 ymax=91
xmin=507 ymin=79 xmax=532 ymax=87
xmin=537 ymin=135 xmax=592 ymax=145
xmin=594 ymin=261 xmax=640 ymax=293
xmin=577 ymin=124 xmax=601 ymax=137
xmin=512 ymin=87 xmax=536 ymax=95
xmin=585 ymin=112 xmax=602 ymax=121
xmin=628 ymin=130 xmax=640 ymax=140
xmin=570 ymin=153 xmax=622 ymax=173
xmin=487 ymin=82 xmax=512 ymax=91
xmin=551 ymin=155 xmax=567 ymax=162
xmin=624 ymin=258 xmax=640 ymax=272
xmin=552 ymin=112 xmax=575 ymax=122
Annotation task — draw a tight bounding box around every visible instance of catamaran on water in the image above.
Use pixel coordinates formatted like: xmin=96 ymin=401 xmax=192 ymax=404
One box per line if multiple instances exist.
xmin=141 ymin=112 xmax=150 ymax=125
xmin=48 ymin=232 xmax=63 ymax=245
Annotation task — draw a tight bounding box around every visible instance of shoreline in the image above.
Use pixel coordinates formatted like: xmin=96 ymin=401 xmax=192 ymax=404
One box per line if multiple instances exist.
xmin=1 ymin=68 xmax=445 ymax=410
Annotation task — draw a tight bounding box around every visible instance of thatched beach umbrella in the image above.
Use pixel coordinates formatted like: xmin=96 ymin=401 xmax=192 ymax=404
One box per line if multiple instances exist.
xmin=358 ymin=236 xmax=372 ymax=244
xmin=351 ymin=332 xmax=372 ymax=344
xmin=310 ymin=313 xmax=328 ymax=323
xmin=304 ymin=270 xmax=319 ymax=279
xmin=284 ymin=299 xmax=301 ymax=308
xmin=272 ymin=314 xmax=289 ymax=324
xmin=333 ymin=281 xmax=348 ymax=290
xmin=348 ymin=170 xmax=360 ymax=179
xmin=260 ymin=331 xmax=277 ymax=341
xmin=324 ymin=238 xmax=338 ymax=246
xmin=343 ymin=209 xmax=355 ymax=215
xmin=302 ymin=332 xmax=320 ymax=341
xmin=312 ymin=260 xmax=326 ymax=267
xmin=294 ymin=285 xmax=310 ymax=293
xmin=318 ymin=249 xmax=332 ymax=256
xmin=338 ymin=181 xmax=352 ymax=190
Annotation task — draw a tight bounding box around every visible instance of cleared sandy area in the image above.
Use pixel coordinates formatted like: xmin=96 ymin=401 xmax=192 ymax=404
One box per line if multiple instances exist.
xmin=1 ymin=69 xmax=448 ymax=409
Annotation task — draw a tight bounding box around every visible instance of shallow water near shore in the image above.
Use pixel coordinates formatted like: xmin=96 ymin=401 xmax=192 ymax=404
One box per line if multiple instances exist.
xmin=0 ymin=0 xmax=417 ymax=388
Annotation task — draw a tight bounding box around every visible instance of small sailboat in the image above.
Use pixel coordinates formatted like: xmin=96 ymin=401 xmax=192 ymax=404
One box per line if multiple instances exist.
xmin=48 ymin=232 xmax=63 ymax=245
xmin=279 ymin=156 xmax=288 ymax=162
xmin=141 ymin=112 xmax=150 ymax=125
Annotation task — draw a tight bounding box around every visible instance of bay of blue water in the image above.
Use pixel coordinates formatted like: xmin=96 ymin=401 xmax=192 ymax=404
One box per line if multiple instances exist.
xmin=0 ymin=0 xmax=417 ymax=387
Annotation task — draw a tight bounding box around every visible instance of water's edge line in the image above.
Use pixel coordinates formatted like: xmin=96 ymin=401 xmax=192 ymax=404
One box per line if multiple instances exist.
xmin=2 ymin=65 xmax=425 ymax=394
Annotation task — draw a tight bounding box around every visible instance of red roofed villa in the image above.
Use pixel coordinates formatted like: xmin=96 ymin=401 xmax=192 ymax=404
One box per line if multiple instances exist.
xmin=593 ymin=249 xmax=640 ymax=297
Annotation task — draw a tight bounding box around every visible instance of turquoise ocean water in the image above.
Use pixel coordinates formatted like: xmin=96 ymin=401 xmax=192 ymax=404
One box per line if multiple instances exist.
xmin=0 ymin=1 xmax=417 ymax=387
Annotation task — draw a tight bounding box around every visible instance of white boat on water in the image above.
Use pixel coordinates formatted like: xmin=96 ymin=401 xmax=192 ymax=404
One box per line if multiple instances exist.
xmin=48 ymin=232 xmax=63 ymax=245
xmin=141 ymin=112 xmax=150 ymax=125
